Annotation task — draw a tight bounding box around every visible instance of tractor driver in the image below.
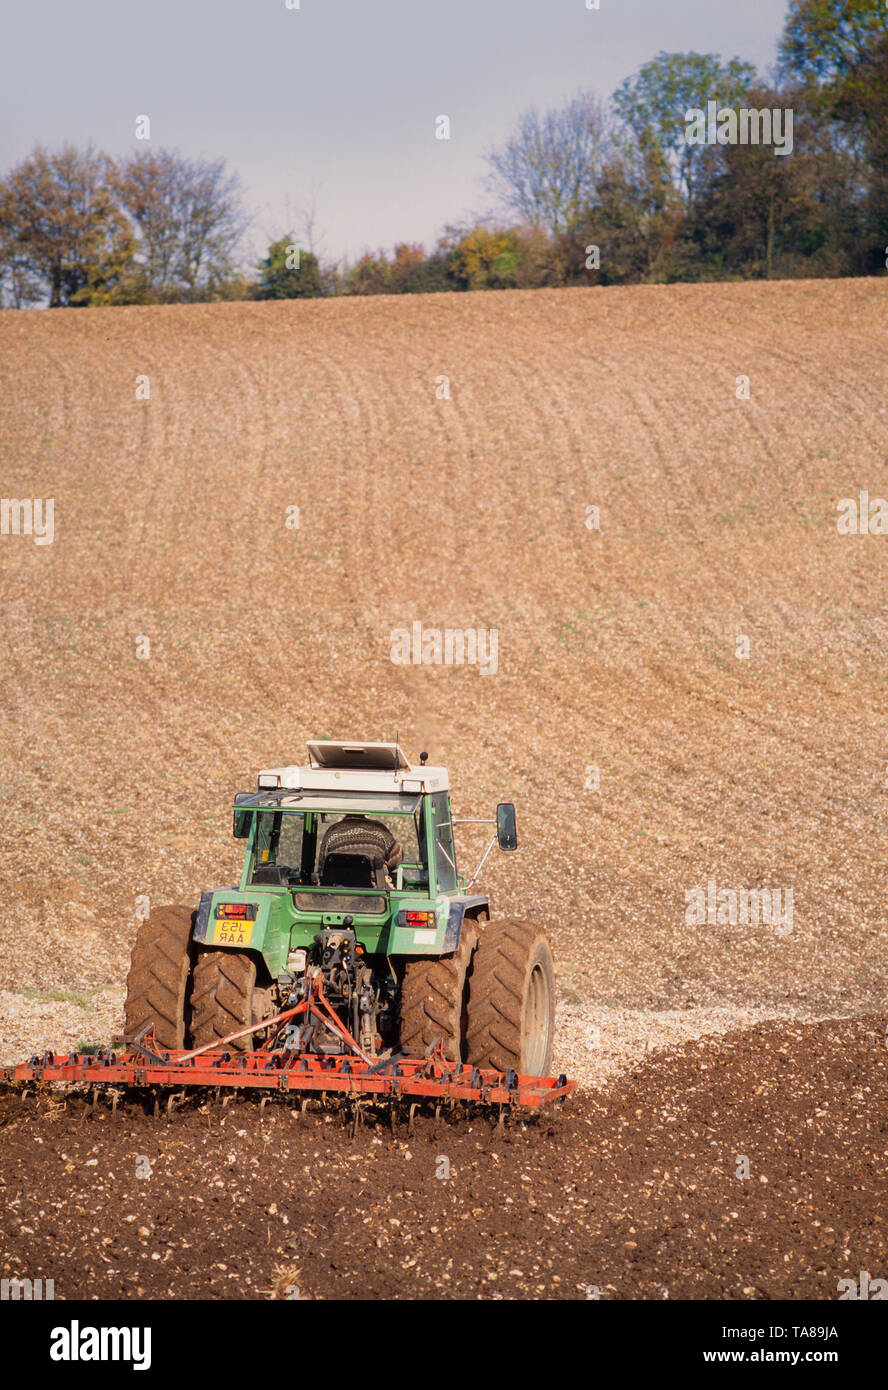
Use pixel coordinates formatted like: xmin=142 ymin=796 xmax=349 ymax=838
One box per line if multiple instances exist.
xmin=316 ymin=814 xmax=403 ymax=887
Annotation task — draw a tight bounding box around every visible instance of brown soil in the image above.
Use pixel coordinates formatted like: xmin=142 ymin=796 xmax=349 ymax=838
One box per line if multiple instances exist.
xmin=1 ymin=1015 xmax=885 ymax=1301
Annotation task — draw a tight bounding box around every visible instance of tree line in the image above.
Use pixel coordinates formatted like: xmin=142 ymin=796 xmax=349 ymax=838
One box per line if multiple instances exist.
xmin=1 ymin=0 xmax=884 ymax=308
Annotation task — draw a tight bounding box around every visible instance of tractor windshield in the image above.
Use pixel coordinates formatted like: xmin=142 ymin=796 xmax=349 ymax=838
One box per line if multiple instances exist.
xmin=246 ymin=800 xmax=428 ymax=901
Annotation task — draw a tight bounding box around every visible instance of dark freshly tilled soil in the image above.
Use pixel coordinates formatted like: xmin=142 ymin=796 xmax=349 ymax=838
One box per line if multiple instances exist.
xmin=1 ymin=1015 xmax=885 ymax=1301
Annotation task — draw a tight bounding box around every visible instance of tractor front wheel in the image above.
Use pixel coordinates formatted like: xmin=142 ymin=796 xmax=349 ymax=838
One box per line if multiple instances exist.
xmin=465 ymin=919 xmax=555 ymax=1076
xmin=124 ymin=905 xmax=196 ymax=1050
xmin=189 ymin=949 xmax=276 ymax=1052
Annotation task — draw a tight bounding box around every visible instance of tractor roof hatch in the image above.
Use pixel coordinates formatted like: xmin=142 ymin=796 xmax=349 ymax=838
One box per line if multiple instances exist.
xmin=307 ymin=741 xmax=410 ymax=771
xmin=256 ymin=741 xmax=449 ymax=794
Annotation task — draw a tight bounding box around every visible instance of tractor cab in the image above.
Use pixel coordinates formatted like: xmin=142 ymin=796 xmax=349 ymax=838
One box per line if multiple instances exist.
xmin=232 ymin=742 xmax=461 ymax=910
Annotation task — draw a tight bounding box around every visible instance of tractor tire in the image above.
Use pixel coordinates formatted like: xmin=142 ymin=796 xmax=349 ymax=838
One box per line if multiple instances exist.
xmin=123 ymin=905 xmax=196 ymax=1051
xmin=399 ymin=918 xmax=480 ymax=1063
xmin=465 ymin=919 xmax=555 ymax=1076
xmin=189 ymin=949 xmax=275 ymax=1052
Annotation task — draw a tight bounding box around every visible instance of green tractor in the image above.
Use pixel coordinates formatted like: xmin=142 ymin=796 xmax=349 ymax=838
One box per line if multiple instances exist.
xmin=124 ymin=742 xmax=556 ymax=1075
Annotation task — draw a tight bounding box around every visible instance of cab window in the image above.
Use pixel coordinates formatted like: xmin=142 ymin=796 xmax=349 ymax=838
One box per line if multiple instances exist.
xmin=430 ymin=792 xmax=457 ymax=893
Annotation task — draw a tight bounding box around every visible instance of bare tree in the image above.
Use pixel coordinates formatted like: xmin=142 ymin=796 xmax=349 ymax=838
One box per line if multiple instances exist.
xmin=267 ymin=187 xmax=328 ymax=260
xmin=113 ymin=149 xmax=179 ymax=296
xmin=297 ymin=185 xmax=326 ymax=259
xmin=484 ymin=90 xmax=610 ymax=235
xmin=114 ymin=149 xmax=250 ymax=300
xmin=0 ymin=237 xmax=42 ymax=307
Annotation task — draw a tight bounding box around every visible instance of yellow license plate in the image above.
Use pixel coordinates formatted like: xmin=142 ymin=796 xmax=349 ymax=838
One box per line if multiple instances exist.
xmin=213 ymin=920 xmax=254 ymax=947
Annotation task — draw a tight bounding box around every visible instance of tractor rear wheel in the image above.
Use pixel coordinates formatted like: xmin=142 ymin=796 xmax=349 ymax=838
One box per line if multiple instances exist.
xmin=189 ymin=949 xmax=275 ymax=1052
xmin=465 ymin=919 xmax=555 ymax=1076
xmin=124 ymin=905 xmax=196 ymax=1050
xmin=399 ymin=919 xmax=480 ymax=1063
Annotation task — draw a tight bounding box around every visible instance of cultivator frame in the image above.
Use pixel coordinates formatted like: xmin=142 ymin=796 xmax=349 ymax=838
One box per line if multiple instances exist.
xmin=3 ymin=973 xmax=575 ymax=1118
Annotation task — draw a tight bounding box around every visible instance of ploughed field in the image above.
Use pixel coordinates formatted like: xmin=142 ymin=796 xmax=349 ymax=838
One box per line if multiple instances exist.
xmin=1 ymin=1016 xmax=885 ymax=1300
xmin=0 ymin=280 xmax=886 ymax=1298
xmin=1 ymin=280 xmax=886 ymax=1058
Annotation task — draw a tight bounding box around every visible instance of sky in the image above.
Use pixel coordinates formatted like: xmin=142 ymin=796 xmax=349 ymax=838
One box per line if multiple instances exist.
xmin=0 ymin=0 xmax=791 ymax=265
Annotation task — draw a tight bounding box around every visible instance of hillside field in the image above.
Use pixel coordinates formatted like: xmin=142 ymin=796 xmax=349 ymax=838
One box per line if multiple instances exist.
xmin=1 ymin=279 xmax=886 ymax=1077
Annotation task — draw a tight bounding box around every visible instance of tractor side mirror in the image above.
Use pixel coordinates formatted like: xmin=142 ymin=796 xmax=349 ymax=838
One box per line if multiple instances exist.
xmin=496 ymin=802 xmax=518 ymax=851
xmin=233 ymin=808 xmax=252 ymax=839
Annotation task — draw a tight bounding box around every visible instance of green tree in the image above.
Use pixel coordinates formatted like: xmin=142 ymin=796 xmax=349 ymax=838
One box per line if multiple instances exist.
xmin=254 ymin=236 xmax=325 ymax=298
xmin=780 ymin=0 xmax=888 ymax=269
xmin=388 ymin=242 xmax=448 ymax=293
xmin=780 ymin=0 xmax=885 ymax=87
xmin=439 ymin=225 xmax=523 ymax=290
xmin=692 ymin=83 xmax=867 ymax=279
xmin=343 ymin=251 xmax=391 ymax=295
xmin=613 ymin=51 xmax=758 ymax=208
xmin=342 ymin=243 xmax=449 ymax=295
xmin=571 ymin=157 xmax=656 ymax=285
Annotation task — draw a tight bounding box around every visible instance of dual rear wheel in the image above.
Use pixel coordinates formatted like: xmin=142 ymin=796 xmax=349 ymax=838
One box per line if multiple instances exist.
xmin=401 ymin=917 xmax=555 ymax=1076
xmin=124 ymin=909 xmax=556 ymax=1075
xmin=123 ymin=908 xmax=273 ymax=1052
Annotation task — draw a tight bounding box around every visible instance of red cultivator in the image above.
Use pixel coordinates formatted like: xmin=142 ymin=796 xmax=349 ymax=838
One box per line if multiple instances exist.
xmin=3 ymin=974 xmax=575 ymax=1123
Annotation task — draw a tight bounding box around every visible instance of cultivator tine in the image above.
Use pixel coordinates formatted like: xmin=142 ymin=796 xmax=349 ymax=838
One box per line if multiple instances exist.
xmin=3 ymin=1054 xmax=575 ymax=1117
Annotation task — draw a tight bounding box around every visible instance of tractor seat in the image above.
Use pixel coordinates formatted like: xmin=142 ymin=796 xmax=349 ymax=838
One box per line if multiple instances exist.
xmin=320 ymin=852 xmax=387 ymax=890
